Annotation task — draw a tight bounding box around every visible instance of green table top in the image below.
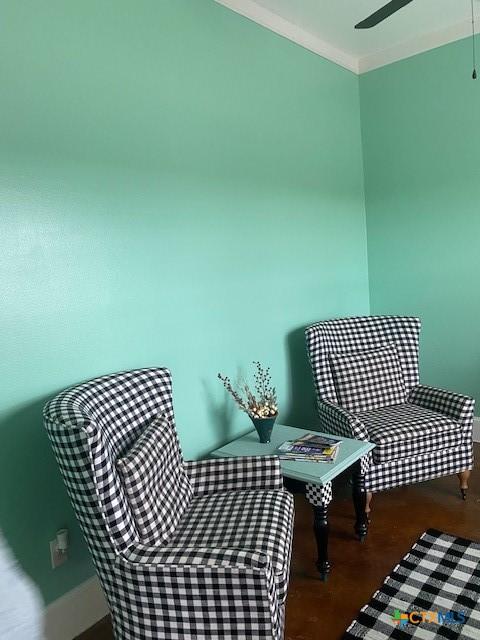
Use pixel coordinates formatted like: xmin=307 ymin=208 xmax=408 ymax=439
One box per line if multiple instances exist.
xmin=211 ymin=423 xmax=375 ymax=485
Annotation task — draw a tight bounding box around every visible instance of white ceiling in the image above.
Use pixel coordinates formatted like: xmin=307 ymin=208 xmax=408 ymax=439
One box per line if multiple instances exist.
xmin=215 ymin=0 xmax=480 ymax=73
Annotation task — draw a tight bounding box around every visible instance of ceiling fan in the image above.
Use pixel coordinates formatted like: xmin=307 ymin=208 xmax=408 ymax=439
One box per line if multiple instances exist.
xmin=355 ymin=0 xmax=413 ymax=29
xmin=355 ymin=0 xmax=478 ymax=79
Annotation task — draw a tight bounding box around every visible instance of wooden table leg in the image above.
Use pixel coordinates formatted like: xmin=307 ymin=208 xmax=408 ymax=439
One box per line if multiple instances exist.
xmin=313 ymin=504 xmax=330 ymax=581
xmin=352 ymin=462 xmax=368 ymax=542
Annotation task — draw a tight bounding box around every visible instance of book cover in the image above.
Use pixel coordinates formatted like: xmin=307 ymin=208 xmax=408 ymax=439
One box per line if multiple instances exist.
xmin=293 ymin=433 xmax=341 ymax=449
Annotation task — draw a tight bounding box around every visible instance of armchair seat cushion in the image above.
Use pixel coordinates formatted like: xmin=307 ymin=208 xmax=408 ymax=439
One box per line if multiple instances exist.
xmin=163 ymin=489 xmax=294 ymax=602
xmin=359 ymin=403 xmax=463 ymax=464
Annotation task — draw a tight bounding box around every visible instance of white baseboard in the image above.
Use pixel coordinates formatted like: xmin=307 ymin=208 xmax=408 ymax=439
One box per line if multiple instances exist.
xmin=474 ymin=417 xmax=480 ymax=443
xmin=44 ymin=576 xmax=109 ymax=640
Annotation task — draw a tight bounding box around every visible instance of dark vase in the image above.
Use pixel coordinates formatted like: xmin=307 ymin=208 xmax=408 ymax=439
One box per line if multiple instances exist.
xmin=250 ymin=415 xmax=277 ymax=443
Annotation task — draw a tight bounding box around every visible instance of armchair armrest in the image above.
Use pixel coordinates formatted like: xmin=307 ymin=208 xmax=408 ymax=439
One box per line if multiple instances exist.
xmin=318 ymin=400 xmax=369 ymax=441
xmin=184 ymin=456 xmax=283 ymax=496
xmin=408 ymin=385 xmax=475 ymax=425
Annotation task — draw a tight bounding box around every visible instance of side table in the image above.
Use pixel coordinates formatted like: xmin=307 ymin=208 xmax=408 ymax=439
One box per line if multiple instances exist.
xmin=211 ymin=423 xmax=375 ymax=580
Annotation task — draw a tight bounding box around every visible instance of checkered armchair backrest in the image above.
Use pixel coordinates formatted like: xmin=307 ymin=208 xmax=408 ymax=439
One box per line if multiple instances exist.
xmin=43 ymin=368 xmax=176 ymax=565
xmin=306 ymin=316 xmax=421 ymax=404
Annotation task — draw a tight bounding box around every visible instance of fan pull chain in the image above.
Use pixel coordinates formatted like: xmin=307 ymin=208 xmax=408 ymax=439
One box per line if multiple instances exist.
xmin=472 ymin=0 xmax=477 ymax=79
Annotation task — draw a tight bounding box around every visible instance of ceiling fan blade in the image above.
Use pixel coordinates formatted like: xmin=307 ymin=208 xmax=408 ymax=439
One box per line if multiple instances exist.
xmin=355 ymin=0 xmax=414 ymax=29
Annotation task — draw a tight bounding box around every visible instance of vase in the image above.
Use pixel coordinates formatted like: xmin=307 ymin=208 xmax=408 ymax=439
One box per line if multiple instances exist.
xmin=250 ymin=415 xmax=277 ymax=443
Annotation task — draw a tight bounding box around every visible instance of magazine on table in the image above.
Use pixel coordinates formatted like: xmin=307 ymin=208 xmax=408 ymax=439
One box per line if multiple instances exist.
xmin=275 ymin=433 xmax=342 ymax=463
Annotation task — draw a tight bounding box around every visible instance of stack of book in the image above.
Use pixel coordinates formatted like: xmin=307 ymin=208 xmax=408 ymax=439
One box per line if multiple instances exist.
xmin=276 ymin=433 xmax=341 ymax=463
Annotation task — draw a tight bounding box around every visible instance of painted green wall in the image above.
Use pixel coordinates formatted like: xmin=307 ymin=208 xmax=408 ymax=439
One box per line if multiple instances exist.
xmin=360 ymin=37 xmax=480 ymax=403
xmin=0 ymin=1 xmax=369 ymax=603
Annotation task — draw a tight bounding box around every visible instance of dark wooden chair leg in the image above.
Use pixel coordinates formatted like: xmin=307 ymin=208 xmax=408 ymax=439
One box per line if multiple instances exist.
xmin=458 ymin=470 xmax=471 ymax=500
xmin=352 ymin=463 xmax=369 ymax=542
xmin=313 ymin=504 xmax=330 ymax=581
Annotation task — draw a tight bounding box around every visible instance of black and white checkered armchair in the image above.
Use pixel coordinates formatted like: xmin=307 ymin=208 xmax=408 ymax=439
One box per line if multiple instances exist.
xmin=306 ymin=317 xmax=474 ymax=505
xmin=43 ymin=368 xmax=294 ymax=639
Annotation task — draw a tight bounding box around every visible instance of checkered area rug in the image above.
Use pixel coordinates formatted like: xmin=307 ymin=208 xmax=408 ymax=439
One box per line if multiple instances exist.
xmin=344 ymin=529 xmax=480 ymax=639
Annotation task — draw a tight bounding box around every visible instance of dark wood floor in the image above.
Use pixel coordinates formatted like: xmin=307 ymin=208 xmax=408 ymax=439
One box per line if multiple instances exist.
xmin=78 ymin=445 xmax=480 ymax=640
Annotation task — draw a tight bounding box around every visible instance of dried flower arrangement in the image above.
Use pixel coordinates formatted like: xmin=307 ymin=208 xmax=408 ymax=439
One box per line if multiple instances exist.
xmin=218 ymin=362 xmax=278 ymax=419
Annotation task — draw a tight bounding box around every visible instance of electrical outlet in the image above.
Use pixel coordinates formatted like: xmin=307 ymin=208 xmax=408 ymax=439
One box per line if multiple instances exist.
xmin=50 ymin=539 xmax=67 ymax=569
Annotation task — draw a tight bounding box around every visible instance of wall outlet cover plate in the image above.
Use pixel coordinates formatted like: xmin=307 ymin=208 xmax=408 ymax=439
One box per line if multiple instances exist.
xmin=50 ymin=539 xmax=67 ymax=569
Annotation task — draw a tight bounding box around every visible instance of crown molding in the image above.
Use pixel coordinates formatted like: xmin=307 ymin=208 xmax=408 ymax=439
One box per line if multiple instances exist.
xmin=358 ymin=18 xmax=479 ymax=73
xmin=215 ymin=0 xmax=480 ymax=76
xmin=214 ymin=0 xmax=359 ymax=73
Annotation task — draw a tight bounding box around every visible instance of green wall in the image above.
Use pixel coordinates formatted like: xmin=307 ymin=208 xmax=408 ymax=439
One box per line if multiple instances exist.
xmin=360 ymin=37 xmax=480 ymax=403
xmin=0 ymin=0 xmax=369 ymax=603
